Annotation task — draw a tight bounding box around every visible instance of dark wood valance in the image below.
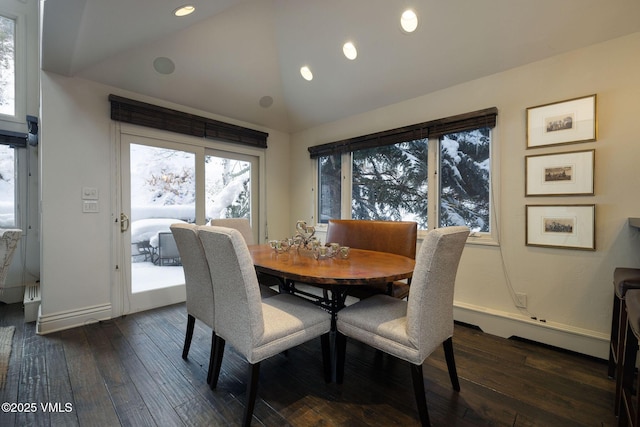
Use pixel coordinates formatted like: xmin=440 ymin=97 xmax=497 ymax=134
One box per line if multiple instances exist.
xmin=109 ymin=95 xmax=268 ymax=149
xmin=308 ymin=107 xmax=497 ymax=159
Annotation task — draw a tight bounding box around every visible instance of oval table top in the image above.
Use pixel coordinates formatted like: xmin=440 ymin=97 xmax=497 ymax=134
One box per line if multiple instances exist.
xmin=248 ymin=244 xmax=415 ymax=286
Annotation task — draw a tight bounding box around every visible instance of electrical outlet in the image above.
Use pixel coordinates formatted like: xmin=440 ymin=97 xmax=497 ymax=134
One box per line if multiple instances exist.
xmin=515 ymin=292 xmax=527 ymax=308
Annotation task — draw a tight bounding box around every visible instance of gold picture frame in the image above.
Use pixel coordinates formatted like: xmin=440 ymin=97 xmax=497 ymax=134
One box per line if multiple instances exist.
xmin=526 ymin=94 xmax=597 ymax=148
xmin=525 ymin=149 xmax=595 ymax=196
xmin=525 ymin=204 xmax=595 ymax=250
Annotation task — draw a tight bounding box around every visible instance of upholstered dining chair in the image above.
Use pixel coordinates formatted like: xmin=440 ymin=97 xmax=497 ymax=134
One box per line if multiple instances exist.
xmin=209 ymin=217 xmax=282 ymax=291
xmin=0 ymin=229 xmax=22 ymax=294
xmin=171 ymin=223 xmax=277 ymax=387
xmin=209 ymin=218 xmax=255 ymax=244
xmin=325 ymin=219 xmax=417 ymax=299
xmin=335 ymin=226 xmax=470 ymax=427
xmin=170 ymin=223 xmax=217 ymax=385
xmin=197 ymin=226 xmax=332 ymax=427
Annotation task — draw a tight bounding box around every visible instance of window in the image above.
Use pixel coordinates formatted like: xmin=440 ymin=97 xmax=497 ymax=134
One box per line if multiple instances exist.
xmin=0 ymin=14 xmax=15 ymax=117
xmin=352 ymin=140 xmax=428 ymax=228
xmin=0 ymin=143 xmax=14 ymax=227
xmin=312 ymin=108 xmax=496 ymax=241
xmin=439 ymin=128 xmax=491 ymax=232
xmin=318 ymin=154 xmax=341 ymax=222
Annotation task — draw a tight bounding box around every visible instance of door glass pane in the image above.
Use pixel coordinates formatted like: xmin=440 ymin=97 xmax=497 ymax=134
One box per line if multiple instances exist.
xmin=205 ymin=154 xmax=251 ymax=222
xmin=0 ymin=144 xmax=14 ymax=226
xmin=129 ymin=143 xmax=194 ymax=293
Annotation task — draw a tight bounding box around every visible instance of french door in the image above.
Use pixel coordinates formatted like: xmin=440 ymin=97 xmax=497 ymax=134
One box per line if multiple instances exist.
xmin=119 ymin=134 xmax=196 ymax=313
xmin=116 ymin=127 xmax=263 ymax=315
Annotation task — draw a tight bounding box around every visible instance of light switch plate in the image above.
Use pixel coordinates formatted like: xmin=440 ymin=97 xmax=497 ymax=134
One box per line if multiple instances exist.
xmin=83 ymin=200 xmax=99 ymax=213
xmin=82 ymin=187 xmax=99 ymax=200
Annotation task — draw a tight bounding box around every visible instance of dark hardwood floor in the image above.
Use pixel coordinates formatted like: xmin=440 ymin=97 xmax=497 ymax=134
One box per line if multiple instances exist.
xmin=0 ymin=301 xmax=617 ymax=426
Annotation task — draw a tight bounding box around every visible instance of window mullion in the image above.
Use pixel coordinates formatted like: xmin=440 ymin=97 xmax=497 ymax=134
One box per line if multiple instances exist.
xmin=341 ymin=152 xmax=352 ymax=219
xmin=428 ymin=137 xmax=440 ymax=231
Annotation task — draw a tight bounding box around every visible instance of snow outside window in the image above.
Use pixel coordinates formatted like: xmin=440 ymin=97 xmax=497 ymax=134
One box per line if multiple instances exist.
xmin=0 ymin=14 xmax=15 ymax=118
xmin=317 ymin=127 xmax=491 ymax=234
xmin=0 ymin=144 xmax=14 ymax=227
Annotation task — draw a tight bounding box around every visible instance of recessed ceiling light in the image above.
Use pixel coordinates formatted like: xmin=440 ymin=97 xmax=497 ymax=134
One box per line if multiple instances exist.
xmin=400 ymin=9 xmax=418 ymax=33
xmin=174 ymin=5 xmax=195 ymax=17
xmin=343 ymin=42 xmax=357 ymax=60
xmin=300 ymin=66 xmax=313 ymax=81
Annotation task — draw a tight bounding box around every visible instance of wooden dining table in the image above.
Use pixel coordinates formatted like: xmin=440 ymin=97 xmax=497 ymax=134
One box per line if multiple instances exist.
xmin=248 ymin=244 xmax=415 ymax=328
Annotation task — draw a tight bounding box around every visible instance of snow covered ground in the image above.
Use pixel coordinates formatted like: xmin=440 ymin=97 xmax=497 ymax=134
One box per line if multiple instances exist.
xmin=132 ymin=261 xmax=184 ymax=293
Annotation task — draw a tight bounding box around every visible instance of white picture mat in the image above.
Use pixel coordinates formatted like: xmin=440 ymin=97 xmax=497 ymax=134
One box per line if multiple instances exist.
xmin=527 ymin=95 xmax=596 ymax=148
xmin=526 ymin=205 xmax=595 ymax=250
xmin=525 ymin=150 xmax=594 ymax=195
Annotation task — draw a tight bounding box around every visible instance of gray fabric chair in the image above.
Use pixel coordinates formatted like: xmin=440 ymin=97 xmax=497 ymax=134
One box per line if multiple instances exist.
xmin=197 ymin=225 xmax=331 ymax=427
xmin=0 ymin=229 xmax=22 ymax=293
xmin=209 ymin=218 xmax=255 ymax=244
xmin=209 ymin=217 xmax=282 ymax=291
xmin=171 ymin=223 xmax=217 ymax=385
xmin=335 ymin=226 xmax=470 ymax=427
xmin=171 ymin=223 xmax=277 ymax=387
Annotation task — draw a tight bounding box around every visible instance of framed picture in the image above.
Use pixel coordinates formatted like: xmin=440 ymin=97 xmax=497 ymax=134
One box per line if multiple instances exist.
xmin=525 ymin=149 xmax=594 ymax=196
xmin=526 ymin=94 xmax=597 ymax=148
xmin=526 ymin=204 xmax=595 ymax=250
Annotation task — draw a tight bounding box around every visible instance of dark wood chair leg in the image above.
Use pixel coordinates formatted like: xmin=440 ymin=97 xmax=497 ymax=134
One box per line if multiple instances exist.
xmin=615 ymin=297 xmax=627 ymax=415
xmin=336 ymin=332 xmax=347 ymax=384
xmin=209 ymin=335 xmax=225 ymax=390
xmin=619 ymin=318 xmax=638 ymax=426
xmin=243 ymin=362 xmax=261 ymax=427
xmin=442 ymin=337 xmax=460 ymax=391
xmin=320 ymin=333 xmax=331 ymax=383
xmin=609 ymin=293 xmax=620 ymax=378
xmin=410 ymin=363 xmax=431 ymax=427
xmin=206 ymin=330 xmax=216 ymax=385
xmin=182 ymin=314 xmax=195 ymax=359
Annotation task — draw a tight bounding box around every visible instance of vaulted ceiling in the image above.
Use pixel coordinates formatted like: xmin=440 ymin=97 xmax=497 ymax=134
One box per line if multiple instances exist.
xmin=41 ymin=0 xmax=640 ymax=133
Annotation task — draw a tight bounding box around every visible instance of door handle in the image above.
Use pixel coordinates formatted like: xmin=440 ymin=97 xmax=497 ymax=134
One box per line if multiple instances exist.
xmin=120 ymin=213 xmax=130 ymax=232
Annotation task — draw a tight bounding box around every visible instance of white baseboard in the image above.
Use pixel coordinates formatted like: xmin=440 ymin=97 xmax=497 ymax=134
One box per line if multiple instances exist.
xmin=454 ymin=301 xmax=609 ymax=359
xmin=36 ymin=303 xmax=112 ymax=335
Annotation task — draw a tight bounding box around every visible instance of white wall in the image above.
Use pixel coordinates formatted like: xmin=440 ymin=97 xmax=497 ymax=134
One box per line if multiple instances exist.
xmin=289 ymin=32 xmax=640 ymax=358
xmin=38 ymin=73 xmax=291 ymax=333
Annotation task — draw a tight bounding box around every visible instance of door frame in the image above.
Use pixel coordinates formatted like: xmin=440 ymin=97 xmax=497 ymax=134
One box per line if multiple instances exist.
xmin=111 ymin=123 xmax=266 ymax=317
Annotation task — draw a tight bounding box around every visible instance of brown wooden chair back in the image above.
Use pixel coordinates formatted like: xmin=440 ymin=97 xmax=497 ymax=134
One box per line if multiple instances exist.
xmin=325 ymin=219 xmax=418 ymax=300
xmin=325 ymin=219 xmax=417 ymax=259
